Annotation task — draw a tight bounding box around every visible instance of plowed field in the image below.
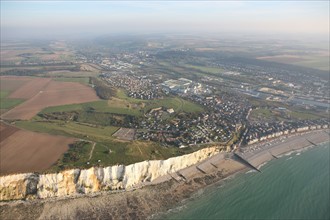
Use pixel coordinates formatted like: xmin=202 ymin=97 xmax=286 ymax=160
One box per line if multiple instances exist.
xmin=0 ymin=123 xmax=75 ymax=175
xmin=2 ymin=78 xmax=99 ymax=120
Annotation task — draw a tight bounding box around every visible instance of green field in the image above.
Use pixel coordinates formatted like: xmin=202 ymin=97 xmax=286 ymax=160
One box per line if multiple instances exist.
xmin=0 ymin=91 xmax=24 ymax=111
xmin=46 ymin=138 xmax=201 ymax=172
xmin=288 ymin=111 xmax=320 ymax=120
xmin=41 ymin=100 xmax=143 ymax=116
xmin=117 ymin=89 xmax=204 ymax=113
xmin=250 ymin=107 xmax=323 ymax=122
xmin=42 ymin=90 xmax=203 ymax=116
xmin=183 ymin=64 xmax=225 ymax=74
xmin=43 ymin=70 xmax=99 ymax=77
xmin=16 ymin=120 xmax=119 ymax=142
xmin=53 ymin=77 xmax=90 ymax=85
xmin=250 ymin=108 xmax=273 ymax=118
xmin=15 ymin=119 xmax=201 ymax=172
xmin=294 ymin=57 xmax=330 ymax=71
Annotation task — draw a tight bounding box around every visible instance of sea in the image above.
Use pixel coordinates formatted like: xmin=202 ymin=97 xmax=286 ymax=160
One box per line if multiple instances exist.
xmin=163 ymin=142 xmax=330 ymax=220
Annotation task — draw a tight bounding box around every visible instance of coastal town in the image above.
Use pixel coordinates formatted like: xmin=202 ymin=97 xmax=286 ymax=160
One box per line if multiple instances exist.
xmin=94 ymin=63 xmax=329 ymax=149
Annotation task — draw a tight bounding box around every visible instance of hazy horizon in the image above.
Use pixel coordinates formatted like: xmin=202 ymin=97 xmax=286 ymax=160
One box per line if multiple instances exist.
xmin=1 ymin=1 xmax=329 ymax=41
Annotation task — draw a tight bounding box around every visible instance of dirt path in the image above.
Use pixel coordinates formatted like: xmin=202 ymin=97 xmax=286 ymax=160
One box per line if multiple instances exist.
xmin=88 ymin=142 xmax=96 ymax=161
xmin=137 ymin=146 xmax=143 ymax=156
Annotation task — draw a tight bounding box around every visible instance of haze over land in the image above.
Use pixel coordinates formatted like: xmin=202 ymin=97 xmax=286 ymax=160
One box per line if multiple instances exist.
xmin=1 ymin=1 xmax=329 ymax=39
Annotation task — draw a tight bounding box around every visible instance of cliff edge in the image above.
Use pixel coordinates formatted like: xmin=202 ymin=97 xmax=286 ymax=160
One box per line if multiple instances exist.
xmin=0 ymin=147 xmax=220 ymax=201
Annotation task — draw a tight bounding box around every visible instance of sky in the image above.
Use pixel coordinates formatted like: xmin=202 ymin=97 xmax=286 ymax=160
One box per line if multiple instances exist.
xmin=1 ymin=1 xmax=329 ymax=39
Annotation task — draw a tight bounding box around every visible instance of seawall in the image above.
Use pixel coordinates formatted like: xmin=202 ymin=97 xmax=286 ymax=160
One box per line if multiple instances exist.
xmin=239 ymin=129 xmax=329 ymax=168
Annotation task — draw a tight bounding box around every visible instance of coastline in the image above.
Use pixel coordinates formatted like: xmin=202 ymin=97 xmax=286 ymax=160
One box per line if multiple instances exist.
xmin=0 ymin=129 xmax=329 ymax=220
xmin=238 ymin=129 xmax=329 ymax=169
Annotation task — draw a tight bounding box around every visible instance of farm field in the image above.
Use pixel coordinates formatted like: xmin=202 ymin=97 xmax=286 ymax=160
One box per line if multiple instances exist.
xmin=15 ymin=120 xmax=200 ymax=171
xmin=1 ymin=77 xmax=100 ymax=120
xmin=45 ymin=70 xmax=99 ymax=78
xmin=41 ymin=100 xmax=143 ymax=116
xmin=16 ymin=120 xmax=119 ymax=142
xmin=0 ymin=91 xmax=24 ymax=111
xmin=0 ymin=76 xmax=32 ymax=113
xmin=257 ymin=54 xmax=330 ymax=71
xmin=0 ymin=122 xmax=76 ymax=175
xmin=53 ymin=76 xmax=90 ymax=85
xmin=0 ymin=40 xmax=75 ymax=66
xmin=8 ymin=77 xmax=52 ymax=99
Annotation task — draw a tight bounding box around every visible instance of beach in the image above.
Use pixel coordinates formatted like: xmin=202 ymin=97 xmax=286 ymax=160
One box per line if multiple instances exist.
xmin=238 ymin=129 xmax=329 ymax=168
xmin=0 ymin=129 xmax=329 ymax=220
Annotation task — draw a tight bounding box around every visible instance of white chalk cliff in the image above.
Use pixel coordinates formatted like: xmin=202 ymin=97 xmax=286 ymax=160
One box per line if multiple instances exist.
xmin=0 ymin=147 xmax=220 ymax=201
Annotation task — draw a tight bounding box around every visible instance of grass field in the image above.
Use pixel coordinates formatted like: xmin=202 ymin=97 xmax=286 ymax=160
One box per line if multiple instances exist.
xmin=183 ymin=64 xmax=225 ymax=74
xmin=41 ymin=100 xmax=143 ymax=116
xmin=44 ymin=70 xmax=99 ymax=77
xmin=41 ymin=90 xmax=203 ymax=116
xmin=46 ymin=138 xmax=200 ymax=172
xmin=16 ymin=120 xmax=119 ymax=142
xmin=250 ymin=107 xmax=323 ymax=122
xmin=117 ymin=89 xmax=204 ymax=113
xmin=0 ymin=77 xmax=30 ymax=112
xmin=0 ymin=91 xmax=24 ymax=112
xmin=288 ymin=111 xmax=321 ymax=120
xmin=15 ymin=119 xmax=200 ymax=172
xmin=53 ymin=77 xmax=90 ymax=85
xmin=257 ymin=54 xmax=329 ymax=71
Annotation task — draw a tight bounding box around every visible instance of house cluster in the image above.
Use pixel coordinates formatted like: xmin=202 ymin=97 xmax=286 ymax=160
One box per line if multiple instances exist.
xmin=101 ymin=72 xmax=163 ymax=100
xmin=244 ymin=119 xmax=329 ymax=145
xmin=137 ymin=92 xmax=251 ymax=147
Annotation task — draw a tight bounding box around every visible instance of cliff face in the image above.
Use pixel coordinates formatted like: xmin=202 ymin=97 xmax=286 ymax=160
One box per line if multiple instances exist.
xmin=0 ymin=147 xmax=219 ymax=201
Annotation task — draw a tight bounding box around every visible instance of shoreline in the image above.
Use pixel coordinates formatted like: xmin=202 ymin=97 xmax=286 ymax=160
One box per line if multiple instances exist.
xmin=238 ymin=129 xmax=329 ymax=168
xmin=0 ymin=129 xmax=329 ymax=219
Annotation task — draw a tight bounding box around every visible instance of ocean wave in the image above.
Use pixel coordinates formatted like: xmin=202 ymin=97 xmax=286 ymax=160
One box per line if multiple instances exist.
xmin=246 ymin=170 xmax=257 ymax=174
xmin=148 ymin=204 xmax=188 ymax=220
xmin=257 ymin=161 xmax=268 ymax=170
